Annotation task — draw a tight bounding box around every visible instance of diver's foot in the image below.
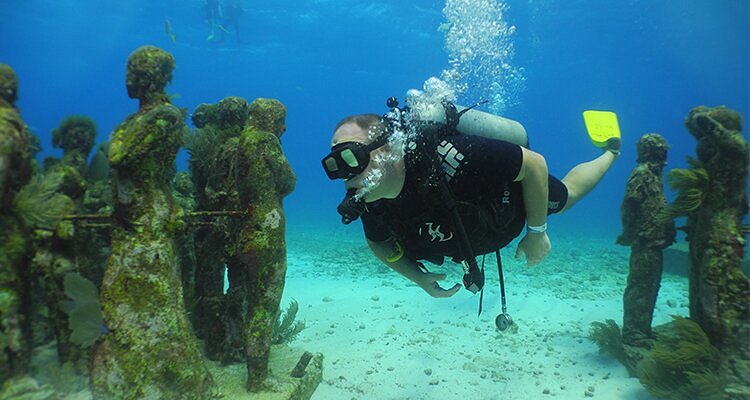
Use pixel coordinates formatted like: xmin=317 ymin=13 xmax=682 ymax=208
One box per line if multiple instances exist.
xmin=603 ymin=137 xmax=621 ymax=156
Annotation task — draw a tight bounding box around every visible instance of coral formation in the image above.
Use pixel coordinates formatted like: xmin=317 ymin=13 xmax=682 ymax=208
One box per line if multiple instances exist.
xmin=637 ymin=316 xmax=724 ymax=400
xmin=59 ymin=273 xmax=106 ymax=348
xmin=272 ymin=299 xmax=306 ymax=345
xmin=13 ymin=174 xmax=75 ymax=230
xmin=657 ymin=158 xmax=709 ymax=222
xmin=588 ymin=319 xmax=630 ymax=373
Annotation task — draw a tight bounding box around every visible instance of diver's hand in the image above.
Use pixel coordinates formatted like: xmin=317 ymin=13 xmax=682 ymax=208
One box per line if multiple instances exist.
xmin=418 ymin=273 xmax=461 ymax=298
xmin=514 ymin=231 xmax=551 ymax=266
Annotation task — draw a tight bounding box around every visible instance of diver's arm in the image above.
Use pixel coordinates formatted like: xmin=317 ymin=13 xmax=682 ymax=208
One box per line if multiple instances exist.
xmin=515 ymin=147 xmax=549 ymax=227
xmin=367 ymin=238 xmax=461 ymax=298
xmin=513 ymin=147 xmax=551 ymax=266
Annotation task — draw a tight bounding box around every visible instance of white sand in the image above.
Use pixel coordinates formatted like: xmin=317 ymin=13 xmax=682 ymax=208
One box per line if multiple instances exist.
xmin=282 ymin=229 xmax=690 ymax=400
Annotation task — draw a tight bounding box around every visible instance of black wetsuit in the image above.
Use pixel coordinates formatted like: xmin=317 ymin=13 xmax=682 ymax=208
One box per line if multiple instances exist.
xmin=361 ymin=123 xmax=568 ymax=264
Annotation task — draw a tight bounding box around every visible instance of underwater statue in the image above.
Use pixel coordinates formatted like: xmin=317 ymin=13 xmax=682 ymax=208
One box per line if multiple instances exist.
xmin=32 ymin=115 xmax=97 ymax=368
xmin=90 ymin=46 xmax=217 ymax=399
xmin=617 ymin=133 xmax=676 ymax=347
xmin=0 ymin=62 xmax=35 ymax=382
xmin=172 ymin=171 xmax=198 ymax=312
xmin=625 ymin=106 xmax=750 ymax=398
xmin=234 ymin=97 xmax=296 ymax=389
xmin=681 ymin=106 xmax=749 ymax=376
xmin=188 ymin=96 xmax=296 ymax=390
xmin=188 ymin=95 xmax=252 ymax=361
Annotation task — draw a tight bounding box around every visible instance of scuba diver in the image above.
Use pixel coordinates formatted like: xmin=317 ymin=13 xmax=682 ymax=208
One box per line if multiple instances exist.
xmin=203 ymin=0 xmax=222 ymax=41
xmin=322 ymin=94 xmax=620 ymax=328
xmin=221 ymin=0 xmax=244 ymax=43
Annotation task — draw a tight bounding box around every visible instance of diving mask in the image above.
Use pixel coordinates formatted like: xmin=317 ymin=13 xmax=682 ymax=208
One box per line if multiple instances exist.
xmin=322 ymin=134 xmax=389 ymax=180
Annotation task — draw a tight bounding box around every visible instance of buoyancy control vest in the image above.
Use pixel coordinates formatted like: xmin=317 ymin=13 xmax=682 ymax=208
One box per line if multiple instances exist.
xmin=370 ymin=120 xmax=526 ymax=265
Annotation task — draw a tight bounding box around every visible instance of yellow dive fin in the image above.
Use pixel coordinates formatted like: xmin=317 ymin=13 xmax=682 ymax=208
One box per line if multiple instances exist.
xmin=583 ymin=110 xmax=621 ymax=148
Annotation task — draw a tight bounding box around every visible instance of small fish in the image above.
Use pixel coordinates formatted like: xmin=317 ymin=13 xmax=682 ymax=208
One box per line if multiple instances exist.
xmin=165 ymin=18 xmax=177 ymax=43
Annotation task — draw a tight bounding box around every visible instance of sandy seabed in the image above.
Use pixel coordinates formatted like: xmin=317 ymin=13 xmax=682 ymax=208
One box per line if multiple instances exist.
xmin=282 ymin=227 xmax=689 ymax=400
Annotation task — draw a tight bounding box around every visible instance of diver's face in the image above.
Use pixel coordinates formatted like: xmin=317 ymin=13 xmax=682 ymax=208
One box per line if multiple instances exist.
xmin=331 ymin=123 xmax=389 ymax=202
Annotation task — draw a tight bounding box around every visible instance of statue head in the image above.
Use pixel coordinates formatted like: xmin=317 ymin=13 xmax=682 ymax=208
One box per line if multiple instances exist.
xmin=125 ymin=46 xmax=176 ymax=101
xmin=52 ymin=115 xmax=97 ymax=156
xmin=0 ymin=63 xmax=19 ymax=105
xmin=217 ymin=96 xmax=250 ymax=129
xmin=248 ymin=98 xmax=287 ymax=138
xmin=191 ymin=103 xmax=218 ymax=128
xmin=637 ymin=133 xmax=668 ymax=165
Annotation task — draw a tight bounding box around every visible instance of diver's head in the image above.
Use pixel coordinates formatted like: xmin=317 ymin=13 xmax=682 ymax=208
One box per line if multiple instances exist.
xmin=636 ymin=133 xmax=668 ymax=165
xmin=324 ymin=114 xmax=403 ymax=202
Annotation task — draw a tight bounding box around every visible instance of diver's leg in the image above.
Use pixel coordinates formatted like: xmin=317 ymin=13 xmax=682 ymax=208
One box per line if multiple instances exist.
xmin=560 ymin=151 xmax=617 ymax=211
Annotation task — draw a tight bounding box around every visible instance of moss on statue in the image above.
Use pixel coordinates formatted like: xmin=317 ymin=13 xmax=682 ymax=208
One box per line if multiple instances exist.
xmin=617 ymin=134 xmax=676 ymax=348
xmin=30 ymin=115 xmax=99 ymax=370
xmin=186 ymin=95 xmax=296 ymax=390
xmin=51 ymin=116 xmax=96 ymax=163
xmin=659 ymin=106 xmax=749 ymax=395
xmin=185 ymin=96 xmax=251 ymax=361
xmin=89 ymin=46 xmax=217 ymax=399
xmin=0 ymin=63 xmax=35 ymax=383
xmin=0 ymin=64 xmax=19 ymax=105
xmin=235 ymin=98 xmax=296 ymax=389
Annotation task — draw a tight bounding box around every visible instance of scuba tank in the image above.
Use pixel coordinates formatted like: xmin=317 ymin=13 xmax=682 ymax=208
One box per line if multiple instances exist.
xmin=408 ymin=101 xmax=529 ymax=148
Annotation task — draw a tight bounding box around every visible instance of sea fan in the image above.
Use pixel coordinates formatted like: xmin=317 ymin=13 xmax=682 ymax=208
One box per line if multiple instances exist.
xmin=59 ymin=273 xmax=107 ymax=347
xmin=637 ymin=316 xmax=724 ymax=399
xmin=272 ymin=299 xmax=305 ymax=345
xmin=657 ymin=158 xmax=709 ymax=222
xmin=588 ymin=319 xmax=628 ymax=367
xmin=13 ymin=173 xmax=75 ymax=229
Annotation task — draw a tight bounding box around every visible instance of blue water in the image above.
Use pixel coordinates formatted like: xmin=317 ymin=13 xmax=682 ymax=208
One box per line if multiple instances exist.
xmin=2 ymin=1 xmax=748 ymax=398
xmin=2 ymin=0 xmax=748 ymax=238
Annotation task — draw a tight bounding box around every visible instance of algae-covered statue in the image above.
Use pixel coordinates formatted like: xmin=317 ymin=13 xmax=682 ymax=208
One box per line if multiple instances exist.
xmin=235 ymin=98 xmax=296 ymax=389
xmin=681 ymin=106 xmax=749 ymax=372
xmin=188 ymin=96 xmax=296 ymax=390
xmin=188 ymin=96 xmax=252 ymax=361
xmin=90 ymin=46 xmax=217 ymax=399
xmin=617 ymin=133 xmax=676 ymax=346
xmin=0 ymin=62 xmax=35 ymax=382
xmin=635 ymin=106 xmax=749 ymax=398
xmin=32 ymin=115 xmax=96 ymax=368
